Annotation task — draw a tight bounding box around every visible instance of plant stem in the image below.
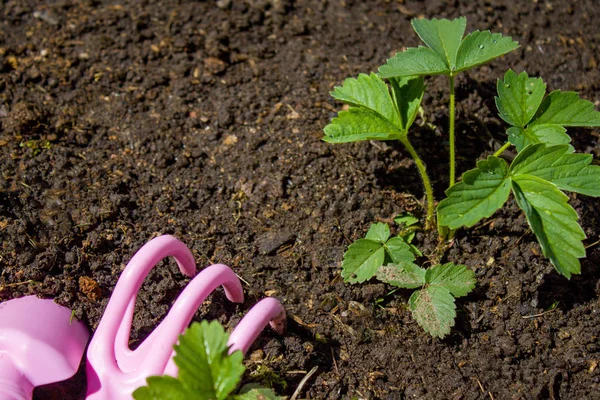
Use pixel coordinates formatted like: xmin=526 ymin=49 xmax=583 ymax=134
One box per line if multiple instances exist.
xmin=400 ymin=137 xmax=435 ymax=229
xmin=448 ymin=74 xmax=456 ymax=188
xmin=493 ymin=141 xmax=512 ymax=157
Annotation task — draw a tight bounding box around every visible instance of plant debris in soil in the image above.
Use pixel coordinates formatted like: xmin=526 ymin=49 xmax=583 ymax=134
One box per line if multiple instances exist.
xmin=1 ymin=0 xmax=600 ymax=398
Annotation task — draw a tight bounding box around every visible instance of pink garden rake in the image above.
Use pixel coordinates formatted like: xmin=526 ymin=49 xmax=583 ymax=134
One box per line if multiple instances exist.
xmin=85 ymin=235 xmax=285 ymax=399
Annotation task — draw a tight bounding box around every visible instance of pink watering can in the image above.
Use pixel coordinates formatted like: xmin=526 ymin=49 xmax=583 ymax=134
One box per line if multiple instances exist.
xmin=86 ymin=235 xmax=286 ymax=399
xmin=0 ymin=295 xmax=89 ymax=400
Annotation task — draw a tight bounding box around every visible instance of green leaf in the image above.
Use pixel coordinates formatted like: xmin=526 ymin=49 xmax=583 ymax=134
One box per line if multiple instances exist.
xmin=133 ymin=321 xmax=245 ymax=400
xmin=507 ymin=125 xmax=571 ymax=152
xmin=455 ymin=31 xmax=519 ymax=73
xmin=378 ymin=46 xmax=450 ymax=78
xmin=511 ymin=176 xmax=586 ymax=278
xmin=394 ymin=212 xmax=419 ymax=227
xmin=425 ymin=263 xmax=476 ymax=297
xmin=437 ymin=156 xmax=511 ymax=229
xmin=331 ymin=73 xmax=401 ymax=127
xmin=532 ymin=90 xmax=600 ymax=127
xmin=411 ymin=17 xmax=466 ymax=70
xmin=388 ymin=76 xmax=426 ymax=130
xmin=341 ymin=238 xmax=386 ymax=283
xmin=495 ymin=70 xmax=546 ymax=127
xmin=324 ymin=74 xmax=424 ymax=143
xmin=235 ymin=388 xmax=282 ymax=400
xmin=384 ymin=237 xmax=416 ymax=264
xmin=323 ymin=108 xmax=404 ymax=143
xmin=365 ymin=222 xmax=390 ymax=242
xmin=409 ymin=286 xmax=456 ymax=338
xmin=376 ymin=261 xmax=426 ymax=289
xmin=133 ymin=376 xmax=199 ymax=400
xmin=510 ymin=144 xmax=600 ymax=196
xmin=177 ymin=321 xmax=244 ymax=400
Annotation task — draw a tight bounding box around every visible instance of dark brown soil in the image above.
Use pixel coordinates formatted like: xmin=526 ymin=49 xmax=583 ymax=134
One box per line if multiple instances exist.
xmin=2 ymin=0 xmax=600 ymax=399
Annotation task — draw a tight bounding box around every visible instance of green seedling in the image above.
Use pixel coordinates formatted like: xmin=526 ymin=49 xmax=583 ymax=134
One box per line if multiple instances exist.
xmin=438 ymin=70 xmax=600 ymax=278
xmin=340 ymin=221 xmax=475 ymax=337
xmin=341 ymin=222 xmax=416 ymax=284
xmin=394 ymin=212 xmax=422 ymax=256
xmin=378 ymin=17 xmax=519 ymax=187
xmin=133 ymin=321 xmax=280 ymax=400
xmin=377 ymin=262 xmax=475 ymax=338
xmin=323 ymin=73 xmax=435 ymax=227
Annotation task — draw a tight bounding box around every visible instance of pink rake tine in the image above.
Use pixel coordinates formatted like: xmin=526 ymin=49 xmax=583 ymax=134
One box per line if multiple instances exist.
xmin=227 ymin=297 xmax=286 ymax=355
xmin=162 ymin=296 xmax=286 ymax=377
xmin=85 ymin=235 xmax=244 ymax=399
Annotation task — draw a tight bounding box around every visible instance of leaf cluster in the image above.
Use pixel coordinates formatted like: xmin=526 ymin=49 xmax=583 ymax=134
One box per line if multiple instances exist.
xmin=437 ymin=143 xmax=600 ymax=278
xmin=323 ymin=73 xmax=425 ymax=144
xmin=379 ymin=17 xmax=519 ymax=78
xmin=377 ymin=262 xmax=475 ymax=338
xmin=133 ymin=321 xmax=280 ymax=400
xmin=341 ymin=220 xmax=475 ymax=337
xmin=496 ymin=70 xmax=600 ymax=151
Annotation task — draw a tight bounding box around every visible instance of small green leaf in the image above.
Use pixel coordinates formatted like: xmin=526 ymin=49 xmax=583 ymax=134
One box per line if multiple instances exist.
xmin=394 ymin=212 xmax=419 ymax=227
xmin=133 ymin=321 xmax=245 ymax=400
xmin=411 ymin=17 xmax=466 ymax=70
xmin=389 ymin=76 xmax=426 ymax=130
xmin=378 ymin=46 xmax=450 ymax=78
xmin=532 ymin=90 xmax=600 ymax=127
xmin=511 ymin=176 xmax=586 ymax=278
xmin=384 ymin=237 xmax=416 ymax=264
xmin=324 ymin=74 xmax=424 ymax=143
xmin=495 ymin=70 xmax=546 ymax=127
xmin=455 ymin=31 xmax=519 ymax=73
xmin=409 ymin=286 xmax=456 ymax=338
xmin=507 ymin=124 xmax=570 ymax=152
xmin=323 ymin=108 xmax=404 ymax=143
xmin=341 ymin=239 xmax=386 ymax=283
xmin=331 ymin=73 xmax=401 ymax=127
xmin=376 ymin=262 xmax=426 ymax=289
xmin=425 ymin=263 xmax=476 ymax=297
xmin=437 ymin=156 xmax=511 ymax=229
xmin=510 ymin=144 xmax=600 ymax=196
xmin=133 ymin=376 xmax=198 ymax=400
xmin=234 ymin=388 xmax=282 ymax=400
xmin=365 ymin=222 xmax=390 ymax=242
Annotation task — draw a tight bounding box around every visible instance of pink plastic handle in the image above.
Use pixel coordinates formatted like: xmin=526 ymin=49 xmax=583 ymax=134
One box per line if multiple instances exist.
xmin=85 ymin=235 xmax=244 ymax=399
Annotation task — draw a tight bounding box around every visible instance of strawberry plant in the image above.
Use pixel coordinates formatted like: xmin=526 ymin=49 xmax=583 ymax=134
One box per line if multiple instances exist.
xmin=133 ymin=320 xmax=280 ymax=400
xmin=377 ymin=262 xmax=476 ymax=338
xmin=324 ymin=17 xmax=600 ymax=337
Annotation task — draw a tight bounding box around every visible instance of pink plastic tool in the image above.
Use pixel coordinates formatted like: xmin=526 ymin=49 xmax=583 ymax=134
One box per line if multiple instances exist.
xmin=86 ymin=235 xmax=286 ymax=399
xmin=0 ymin=295 xmax=89 ymax=400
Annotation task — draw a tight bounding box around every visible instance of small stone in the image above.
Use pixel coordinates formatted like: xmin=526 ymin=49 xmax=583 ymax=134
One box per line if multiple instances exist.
xmin=203 ymin=57 xmax=227 ymax=75
xmin=256 ymin=229 xmax=296 ymax=255
xmin=249 ymin=349 xmax=264 ymax=361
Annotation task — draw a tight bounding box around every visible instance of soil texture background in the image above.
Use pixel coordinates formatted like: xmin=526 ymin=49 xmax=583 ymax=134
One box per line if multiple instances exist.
xmin=1 ymin=0 xmax=600 ymax=399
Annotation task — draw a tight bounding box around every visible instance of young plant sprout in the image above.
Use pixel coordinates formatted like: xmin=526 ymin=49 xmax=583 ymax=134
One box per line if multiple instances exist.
xmin=323 ymin=73 xmax=435 ymax=227
xmin=378 ymin=17 xmax=519 ymax=187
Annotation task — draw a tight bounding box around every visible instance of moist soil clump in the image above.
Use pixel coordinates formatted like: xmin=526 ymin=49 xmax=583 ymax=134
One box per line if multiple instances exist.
xmin=1 ymin=1 xmax=600 ymax=398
